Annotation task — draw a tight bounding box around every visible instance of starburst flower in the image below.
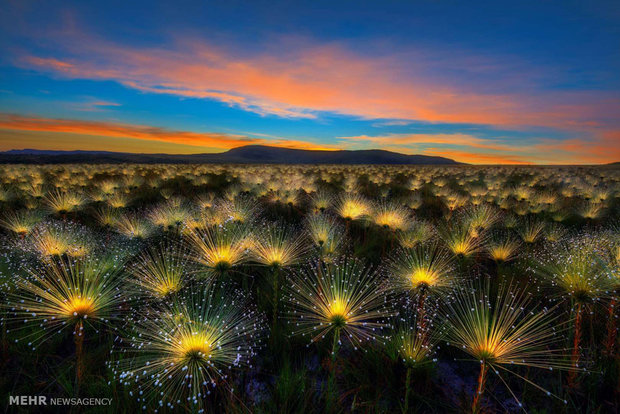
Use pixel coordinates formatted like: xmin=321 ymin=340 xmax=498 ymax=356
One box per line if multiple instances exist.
xmin=4 ymin=255 xmax=126 ymax=382
xmin=309 ymin=189 xmax=334 ymax=212
xmin=112 ymin=285 xmax=266 ymax=410
xmin=284 ymin=257 xmax=393 ymax=346
xmin=389 ymin=244 xmax=455 ymax=296
xmin=149 ymin=199 xmax=191 ymax=231
xmin=130 ymin=241 xmax=190 ymax=298
xmin=0 ymin=210 xmax=42 ymax=237
xmin=107 ymin=192 xmax=130 ymax=209
xmin=579 ymin=202 xmax=604 ymax=220
xmin=335 ymin=193 xmax=371 ymax=222
xmin=441 ymin=221 xmax=484 ymax=258
xmin=194 ymin=194 xmax=215 ymax=210
xmin=464 ymin=204 xmax=501 ymax=234
xmin=535 ymin=236 xmax=613 ymax=386
xmin=25 ymin=183 xmax=45 ymax=199
xmin=442 ymin=281 xmax=574 ymax=411
xmin=404 ymin=193 xmax=423 ymax=210
xmin=251 ymin=223 xmax=309 ymax=325
xmin=517 ymin=218 xmax=546 ymax=244
xmin=28 ymin=221 xmax=92 ymax=259
xmin=396 ymin=220 xmax=435 ymax=249
xmin=0 ymin=185 xmax=12 ymax=202
xmin=393 ymin=309 xmax=441 ymax=412
xmin=251 ymin=223 xmax=309 ymax=269
xmin=545 ymin=223 xmax=568 ymax=243
xmin=487 ymin=237 xmax=520 ymax=264
xmin=306 ymin=213 xmax=345 ymax=262
xmin=93 ymin=205 xmax=119 ymax=228
xmin=536 ymin=237 xmax=611 ymax=304
xmin=218 ymin=195 xmax=261 ymax=224
xmin=394 ymin=313 xmax=439 ymax=369
xmin=444 ymin=193 xmax=468 ymax=212
xmin=372 ymin=201 xmax=410 ymax=231
xmin=45 ymin=189 xmax=86 ymax=215
xmin=285 ymin=257 xmax=394 ymax=411
xmin=186 ymin=224 xmax=251 ymax=276
xmin=112 ymin=212 xmax=152 ymax=239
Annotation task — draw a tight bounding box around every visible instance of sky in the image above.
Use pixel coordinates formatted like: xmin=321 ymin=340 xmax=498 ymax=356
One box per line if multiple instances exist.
xmin=0 ymin=1 xmax=619 ymax=164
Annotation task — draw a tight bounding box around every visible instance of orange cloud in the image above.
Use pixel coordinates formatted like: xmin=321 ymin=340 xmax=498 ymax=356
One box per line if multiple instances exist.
xmin=421 ymin=148 xmax=531 ymax=164
xmin=339 ymin=132 xmax=620 ymax=164
xmin=18 ymin=35 xmax=620 ymax=129
xmin=0 ymin=113 xmax=335 ymax=152
xmin=339 ymin=133 xmax=522 ymax=152
xmin=1 ymin=114 xmax=616 ymax=164
xmin=530 ymin=131 xmax=620 ymax=164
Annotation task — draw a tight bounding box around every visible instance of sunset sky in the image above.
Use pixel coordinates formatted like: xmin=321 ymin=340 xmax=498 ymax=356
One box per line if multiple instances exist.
xmin=0 ymin=1 xmax=619 ymax=164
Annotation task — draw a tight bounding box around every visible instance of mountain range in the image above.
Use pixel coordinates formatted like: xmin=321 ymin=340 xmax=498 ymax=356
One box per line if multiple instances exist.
xmin=0 ymin=145 xmax=461 ymax=165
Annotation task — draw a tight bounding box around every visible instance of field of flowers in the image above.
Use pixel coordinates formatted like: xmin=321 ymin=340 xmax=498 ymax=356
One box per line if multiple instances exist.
xmin=0 ymin=163 xmax=618 ymax=413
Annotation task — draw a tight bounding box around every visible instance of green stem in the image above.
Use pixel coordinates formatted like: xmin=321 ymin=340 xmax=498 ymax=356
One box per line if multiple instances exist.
xmin=1 ymin=309 xmax=7 ymax=363
xmin=271 ymin=266 xmax=281 ymax=330
xmin=327 ymin=328 xmax=341 ymax=413
xmin=568 ymin=302 xmax=583 ymax=388
xmin=331 ymin=327 xmax=340 ymax=363
xmin=403 ymin=366 xmax=412 ymax=413
xmin=74 ymin=322 xmax=84 ymax=395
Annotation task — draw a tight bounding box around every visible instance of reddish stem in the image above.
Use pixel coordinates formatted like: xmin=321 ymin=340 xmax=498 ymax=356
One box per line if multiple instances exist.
xmin=605 ymin=298 xmax=617 ymax=356
xmin=472 ymin=361 xmax=488 ymax=413
xmin=417 ymin=289 xmax=428 ymax=330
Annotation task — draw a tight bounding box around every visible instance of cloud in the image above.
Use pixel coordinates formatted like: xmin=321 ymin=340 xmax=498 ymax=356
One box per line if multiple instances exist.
xmin=71 ymin=99 xmax=121 ymax=112
xmin=421 ymin=148 xmax=531 ymax=165
xmin=16 ymin=32 xmax=620 ymax=130
xmin=0 ymin=113 xmax=616 ymax=163
xmin=338 ymin=133 xmax=523 ymax=152
xmin=0 ymin=113 xmax=335 ymax=151
xmin=338 ymin=132 xmax=620 ymax=164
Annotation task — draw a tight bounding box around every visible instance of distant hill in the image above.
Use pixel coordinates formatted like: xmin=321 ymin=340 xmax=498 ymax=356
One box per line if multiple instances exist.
xmin=0 ymin=145 xmax=461 ymax=165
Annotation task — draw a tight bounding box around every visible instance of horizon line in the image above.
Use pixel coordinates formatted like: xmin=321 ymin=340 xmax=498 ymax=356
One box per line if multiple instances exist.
xmin=1 ymin=146 xmax=616 ymax=166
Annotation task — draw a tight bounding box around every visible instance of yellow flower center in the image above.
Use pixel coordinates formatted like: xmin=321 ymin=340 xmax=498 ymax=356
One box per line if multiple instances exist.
xmin=410 ymin=268 xmax=438 ymax=288
xmin=175 ymin=331 xmax=213 ymax=362
xmin=264 ymin=247 xmax=285 ymax=266
xmin=154 ymin=279 xmax=179 ymax=296
xmin=64 ymin=296 xmax=96 ymax=318
xmin=327 ymin=299 xmax=349 ymax=327
xmin=342 ymin=202 xmax=366 ymax=220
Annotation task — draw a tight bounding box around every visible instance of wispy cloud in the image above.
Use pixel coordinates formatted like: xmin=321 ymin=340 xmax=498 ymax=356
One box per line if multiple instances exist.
xmin=0 ymin=113 xmax=616 ymax=163
xmin=0 ymin=113 xmax=335 ymax=151
xmin=16 ymin=31 xmax=620 ymax=131
xmin=420 ymin=148 xmax=531 ymax=165
xmin=337 ymin=132 xmax=620 ymax=164
xmin=70 ymin=98 xmax=121 ymax=112
xmin=338 ymin=133 xmax=522 ymax=152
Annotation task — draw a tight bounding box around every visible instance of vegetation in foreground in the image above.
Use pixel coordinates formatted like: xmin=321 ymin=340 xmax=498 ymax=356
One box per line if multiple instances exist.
xmin=0 ymin=163 xmax=619 ymax=413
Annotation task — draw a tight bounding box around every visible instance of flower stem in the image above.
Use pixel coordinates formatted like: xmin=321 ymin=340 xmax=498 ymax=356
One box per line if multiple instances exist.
xmin=327 ymin=327 xmax=341 ymax=413
xmin=403 ymin=366 xmax=412 ymax=413
xmin=74 ymin=321 xmax=85 ymax=394
xmin=605 ymin=298 xmax=617 ymax=356
xmin=271 ymin=266 xmax=281 ymax=331
xmin=568 ymin=302 xmax=583 ymax=387
xmin=472 ymin=361 xmax=488 ymax=413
